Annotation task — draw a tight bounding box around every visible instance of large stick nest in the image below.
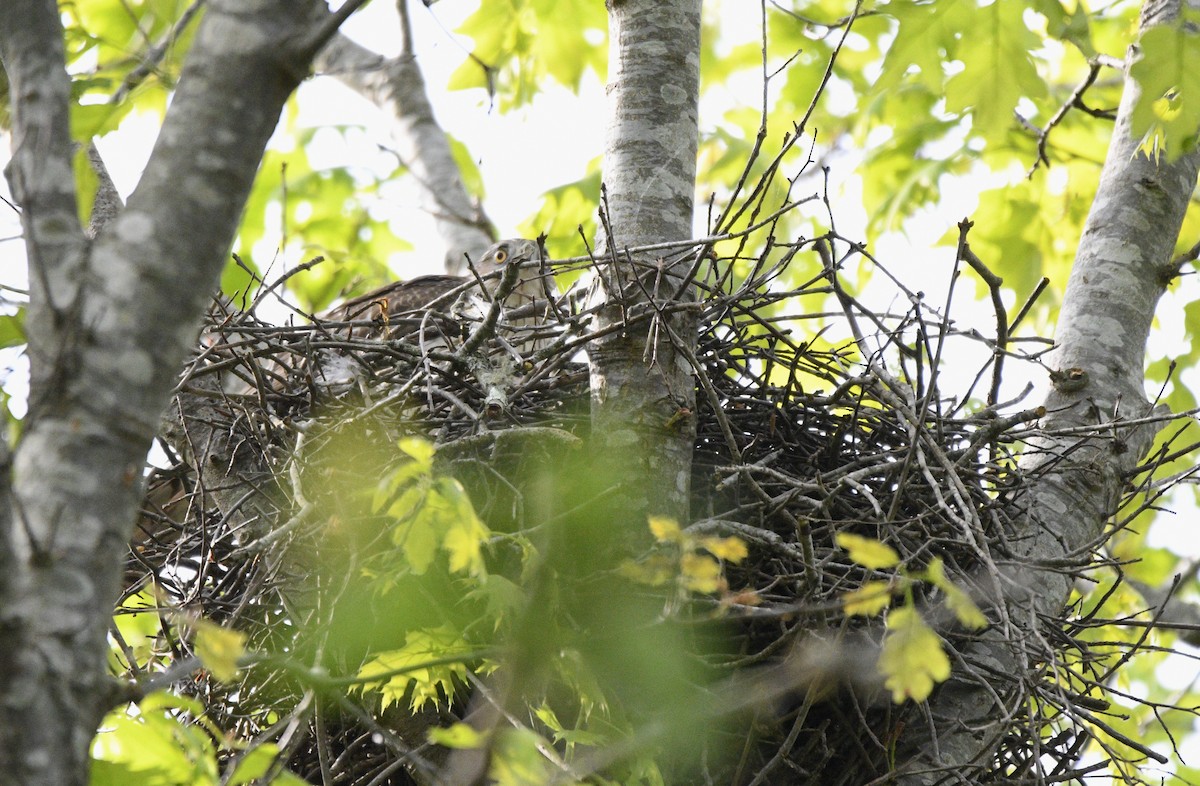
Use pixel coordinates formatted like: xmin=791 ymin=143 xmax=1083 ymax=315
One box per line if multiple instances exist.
xmin=121 ymin=236 xmax=1173 ymax=785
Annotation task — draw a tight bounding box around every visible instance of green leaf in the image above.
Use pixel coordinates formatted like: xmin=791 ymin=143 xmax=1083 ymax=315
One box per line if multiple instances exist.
xmin=428 ymin=722 xmax=487 ymax=750
xmin=489 ymin=727 xmax=552 ymax=786
xmin=375 ymin=464 xmax=429 ymax=511
xmin=836 ymin=532 xmax=900 ymax=569
xmin=1124 ymin=545 xmax=1179 ymax=587
xmin=447 ymin=133 xmax=485 ymax=199
xmin=69 ymin=100 xmax=130 ymax=141
xmin=438 ymin=478 xmax=491 ymax=577
xmin=398 ymin=437 xmax=435 ymax=469
xmin=858 ymin=87 xmax=961 ymax=232
xmin=924 ymin=558 xmax=987 ymax=630
xmin=91 ymin=693 xmax=219 ymax=786
xmin=1037 ymin=0 xmax=1095 ymax=58
xmin=228 ymin=744 xmax=282 ymax=786
xmin=373 ymin=440 xmax=490 ymax=577
xmin=0 ymin=310 xmax=26 ymax=350
xmin=518 ymin=166 xmax=601 ymax=266
xmin=193 ymin=620 xmax=246 ymax=683
xmin=529 ymin=0 xmax=606 ymax=88
xmin=466 ymin=574 xmax=527 ymax=628
xmin=396 ymin=500 xmax=439 ymax=575
xmin=956 ymin=181 xmax=1057 ymax=304
xmin=233 ymin=134 xmax=407 ymax=308
xmin=218 ymin=254 xmax=261 ymax=305
xmin=879 ymin=606 xmax=951 ymax=703
xmin=110 ymin=589 xmax=163 ymax=673
xmin=450 ymin=0 xmax=605 ymax=107
xmin=357 ymin=625 xmax=472 ymax=711
xmin=533 ymin=705 xmax=605 ymax=747
xmin=842 ymin=580 xmax=896 ymax=617
xmin=1130 ymin=19 xmax=1200 ymax=160
xmin=943 ymin=1 xmax=1046 ymax=145
xmin=448 ymin=0 xmax=519 ymax=92
xmin=139 ymin=690 xmax=208 ymax=717
xmin=877 ymin=0 xmax=976 ymax=94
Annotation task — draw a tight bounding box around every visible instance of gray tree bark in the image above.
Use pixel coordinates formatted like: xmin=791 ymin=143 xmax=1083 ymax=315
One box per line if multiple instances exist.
xmin=433 ymin=5 xmax=704 ymax=782
xmin=898 ymin=0 xmax=1200 ymax=780
xmin=587 ymin=0 xmax=702 ymax=524
xmin=315 ymin=2 xmax=495 ymax=274
xmin=0 ymin=1 xmax=354 ymax=783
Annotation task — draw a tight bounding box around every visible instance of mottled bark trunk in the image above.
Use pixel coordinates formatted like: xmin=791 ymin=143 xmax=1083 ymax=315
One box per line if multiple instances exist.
xmin=315 ymin=3 xmax=494 ymax=274
xmin=897 ymin=1 xmax=1200 ymax=780
xmin=587 ymin=0 xmax=702 ymax=525
xmin=0 ymin=2 xmax=344 ymax=783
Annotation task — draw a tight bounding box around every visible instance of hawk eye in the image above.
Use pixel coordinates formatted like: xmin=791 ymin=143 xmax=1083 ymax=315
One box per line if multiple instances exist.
xmin=494 ymin=249 xmax=508 ymax=263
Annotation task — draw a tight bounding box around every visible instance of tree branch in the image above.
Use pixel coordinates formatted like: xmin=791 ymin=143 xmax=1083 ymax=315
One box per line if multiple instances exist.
xmin=84 ymin=143 xmax=124 ymax=238
xmin=0 ymin=2 xmax=352 ymax=782
xmin=314 ymin=12 xmax=494 ymax=273
xmin=0 ymin=0 xmax=87 ymax=410
xmin=897 ymin=1 xmax=1200 ymax=780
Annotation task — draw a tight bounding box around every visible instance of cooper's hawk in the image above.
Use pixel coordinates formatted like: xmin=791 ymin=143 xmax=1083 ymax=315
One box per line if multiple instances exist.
xmin=312 ymin=237 xmax=553 ymax=405
xmin=323 ymin=238 xmax=545 ymax=338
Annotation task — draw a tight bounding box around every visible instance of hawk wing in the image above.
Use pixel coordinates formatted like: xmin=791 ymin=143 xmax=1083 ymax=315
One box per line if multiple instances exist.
xmin=323 ymin=275 xmax=470 ymax=338
xmin=321 ymin=238 xmax=556 ymax=346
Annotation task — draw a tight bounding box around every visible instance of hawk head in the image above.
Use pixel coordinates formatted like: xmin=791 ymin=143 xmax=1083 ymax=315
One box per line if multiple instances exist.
xmin=473 ymin=238 xmax=540 ymax=276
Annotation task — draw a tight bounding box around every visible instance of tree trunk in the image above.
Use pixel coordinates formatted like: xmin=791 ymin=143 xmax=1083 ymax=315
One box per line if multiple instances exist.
xmin=587 ymin=0 xmax=702 ymax=525
xmin=897 ymin=1 xmax=1200 ymax=780
xmin=0 ymin=2 xmax=345 ymax=783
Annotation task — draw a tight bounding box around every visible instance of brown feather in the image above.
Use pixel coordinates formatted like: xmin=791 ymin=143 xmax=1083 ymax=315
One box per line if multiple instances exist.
xmin=324 ymin=275 xmax=468 ymax=323
xmin=320 ymin=238 xmax=546 ymax=339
